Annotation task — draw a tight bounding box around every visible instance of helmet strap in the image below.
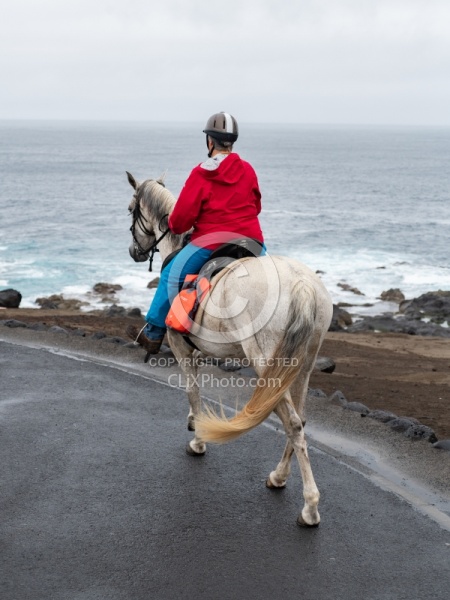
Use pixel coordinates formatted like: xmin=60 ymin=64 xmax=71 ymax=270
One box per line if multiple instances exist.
xmin=206 ymin=135 xmax=214 ymax=158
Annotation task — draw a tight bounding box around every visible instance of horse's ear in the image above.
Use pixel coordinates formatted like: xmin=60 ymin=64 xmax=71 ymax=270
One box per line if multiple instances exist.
xmin=157 ymin=170 xmax=167 ymax=187
xmin=126 ymin=171 xmax=138 ymax=190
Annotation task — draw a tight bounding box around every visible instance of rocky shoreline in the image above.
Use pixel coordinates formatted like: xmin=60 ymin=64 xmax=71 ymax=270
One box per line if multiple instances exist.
xmin=331 ymin=288 xmax=450 ymax=337
xmin=2 ymin=282 xmax=450 ymax=337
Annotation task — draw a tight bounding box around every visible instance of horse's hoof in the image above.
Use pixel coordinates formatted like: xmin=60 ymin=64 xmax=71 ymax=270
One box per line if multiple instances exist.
xmin=297 ymin=514 xmax=320 ymax=528
xmin=185 ymin=442 xmax=206 ymax=457
xmin=266 ymin=476 xmax=286 ymax=490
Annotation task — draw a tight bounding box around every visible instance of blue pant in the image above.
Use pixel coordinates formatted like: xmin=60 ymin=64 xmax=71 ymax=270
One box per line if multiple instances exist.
xmin=145 ymin=243 xmax=213 ymax=337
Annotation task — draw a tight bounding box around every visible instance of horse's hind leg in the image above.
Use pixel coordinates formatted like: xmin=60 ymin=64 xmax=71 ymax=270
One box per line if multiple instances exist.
xmin=240 ymin=342 xmax=296 ymax=489
xmin=266 ymin=375 xmax=310 ymax=490
xmin=263 ymin=386 xmax=294 ymax=489
xmin=274 ymin=397 xmax=321 ymax=527
xmin=279 ymin=339 xmax=322 ymax=525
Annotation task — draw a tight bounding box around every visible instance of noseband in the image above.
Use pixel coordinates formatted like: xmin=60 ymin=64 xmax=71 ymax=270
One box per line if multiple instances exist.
xmin=130 ymin=192 xmax=170 ymax=271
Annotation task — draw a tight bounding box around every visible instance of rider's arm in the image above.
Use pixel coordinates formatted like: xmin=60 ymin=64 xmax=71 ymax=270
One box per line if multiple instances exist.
xmin=249 ymin=164 xmax=262 ymax=214
xmin=168 ymin=169 xmax=206 ymax=234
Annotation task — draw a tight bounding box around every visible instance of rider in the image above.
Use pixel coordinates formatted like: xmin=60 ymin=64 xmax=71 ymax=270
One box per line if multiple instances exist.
xmin=127 ymin=111 xmax=265 ymax=354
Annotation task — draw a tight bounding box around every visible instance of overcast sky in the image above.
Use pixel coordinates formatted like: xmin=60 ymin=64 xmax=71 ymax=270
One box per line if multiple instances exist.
xmin=1 ymin=0 xmax=449 ymax=125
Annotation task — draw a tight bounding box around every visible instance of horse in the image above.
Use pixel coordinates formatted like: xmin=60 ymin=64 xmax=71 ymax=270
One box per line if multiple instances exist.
xmin=126 ymin=172 xmax=333 ymax=526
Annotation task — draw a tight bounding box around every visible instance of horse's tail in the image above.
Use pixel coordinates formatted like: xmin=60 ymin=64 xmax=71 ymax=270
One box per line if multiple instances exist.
xmin=195 ymin=280 xmax=318 ymax=444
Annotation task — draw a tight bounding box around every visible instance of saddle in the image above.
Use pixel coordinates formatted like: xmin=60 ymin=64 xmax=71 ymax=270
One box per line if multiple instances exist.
xmin=165 ymin=238 xmax=264 ymax=335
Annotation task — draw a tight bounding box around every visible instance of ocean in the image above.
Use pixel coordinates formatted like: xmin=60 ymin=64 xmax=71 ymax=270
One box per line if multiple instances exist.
xmin=1 ymin=120 xmax=449 ymax=317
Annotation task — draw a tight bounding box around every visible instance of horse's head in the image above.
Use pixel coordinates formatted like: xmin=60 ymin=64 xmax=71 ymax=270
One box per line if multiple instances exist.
xmin=126 ymin=171 xmax=172 ymax=264
xmin=127 ymin=171 xmax=157 ymax=262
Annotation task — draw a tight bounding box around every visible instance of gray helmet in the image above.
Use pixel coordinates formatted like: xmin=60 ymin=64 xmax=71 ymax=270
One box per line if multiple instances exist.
xmin=203 ymin=112 xmax=239 ymax=146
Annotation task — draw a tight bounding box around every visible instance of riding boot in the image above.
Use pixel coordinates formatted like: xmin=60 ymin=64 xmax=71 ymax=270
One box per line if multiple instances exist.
xmin=126 ymin=324 xmax=164 ymax=355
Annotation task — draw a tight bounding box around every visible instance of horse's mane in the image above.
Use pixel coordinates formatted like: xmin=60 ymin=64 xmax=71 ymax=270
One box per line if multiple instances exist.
xmin=138 ymin=179 xmax=180 ymax=245
xmin=139 ymin=178 xmax=175 ymax=221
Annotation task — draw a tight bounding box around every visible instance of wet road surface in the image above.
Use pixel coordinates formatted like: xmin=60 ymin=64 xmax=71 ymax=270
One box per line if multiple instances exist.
xmin=1 ymin=340 xmax=450 ymax=600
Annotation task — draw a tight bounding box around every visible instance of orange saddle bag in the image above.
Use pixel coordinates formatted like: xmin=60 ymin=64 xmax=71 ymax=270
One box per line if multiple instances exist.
xmin=165 ymin=274 xmax=211 ymax=334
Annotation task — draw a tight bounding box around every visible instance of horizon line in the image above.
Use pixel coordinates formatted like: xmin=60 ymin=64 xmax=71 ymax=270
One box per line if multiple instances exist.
xmin=0 ymin=118 xmax=449 ymax=129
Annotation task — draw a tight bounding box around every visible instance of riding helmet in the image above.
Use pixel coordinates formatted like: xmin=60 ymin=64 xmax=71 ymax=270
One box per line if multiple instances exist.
xmin=203 ymin=112 xmax=239 ymax=146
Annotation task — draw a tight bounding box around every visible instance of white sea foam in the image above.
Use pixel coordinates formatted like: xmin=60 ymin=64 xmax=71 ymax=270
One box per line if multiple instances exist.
xmin=54 ymin=270 xmax=160 ymax=313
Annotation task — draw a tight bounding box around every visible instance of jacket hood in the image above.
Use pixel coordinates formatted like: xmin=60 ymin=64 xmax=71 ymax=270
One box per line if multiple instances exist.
xmin=201 ymin=153 xmax=244 ymax=185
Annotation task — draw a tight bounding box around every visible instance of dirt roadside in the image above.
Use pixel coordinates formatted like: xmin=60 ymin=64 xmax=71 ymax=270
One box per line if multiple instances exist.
xmin=311 ymin=332 xmax=450 ymax=439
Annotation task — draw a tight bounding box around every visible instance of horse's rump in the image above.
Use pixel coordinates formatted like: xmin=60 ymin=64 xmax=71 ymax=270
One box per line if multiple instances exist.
xmin=194 ymin=258 xmax=333 ymax=442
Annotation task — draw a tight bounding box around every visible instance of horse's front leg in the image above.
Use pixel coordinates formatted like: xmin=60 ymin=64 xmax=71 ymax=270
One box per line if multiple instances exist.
xmin=184 ymin=363 xmax=207 ymax=456
xmin=274 ymin=398 xmax=320 ymax=527
xmin=266 ymin=440 xmax=295 ymax=489
xmin=167 ymin=332 xmax=206 ymax=455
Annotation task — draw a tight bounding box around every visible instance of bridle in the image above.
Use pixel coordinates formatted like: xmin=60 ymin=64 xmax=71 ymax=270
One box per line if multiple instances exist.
xmin=129 ymin=192 xmax=170 ymax=272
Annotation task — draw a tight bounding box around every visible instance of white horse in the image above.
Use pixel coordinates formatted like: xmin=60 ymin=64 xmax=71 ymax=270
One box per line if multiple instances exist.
xmin=127 ymin=172 xmax=333 ymax=526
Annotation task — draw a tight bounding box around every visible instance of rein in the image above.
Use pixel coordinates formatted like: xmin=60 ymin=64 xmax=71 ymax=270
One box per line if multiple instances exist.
xmin=130 ymin=198 xmax=170 ymax=271
xmin=146 ymin=221 xmax=170 ymax=272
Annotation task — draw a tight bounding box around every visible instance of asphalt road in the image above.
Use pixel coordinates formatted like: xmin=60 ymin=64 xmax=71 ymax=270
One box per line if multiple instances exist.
xmin=1 ymin=338 xmax=450 ymax=600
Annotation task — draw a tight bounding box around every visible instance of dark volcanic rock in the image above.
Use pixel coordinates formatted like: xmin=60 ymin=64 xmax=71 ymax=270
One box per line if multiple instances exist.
xmin=103 ymin=304 xmax=127 ymax=317
xmin=28 ymin=322 xmax=49 ymax=331
xmin=346 ymin=315 xmax=395 ymax=333
xmin=35 ymin=294 xmax=85 ymax=310
xmin=92 ymin=282 xmax=123 ymax=295
xmin=343 ymin=290 xmax=450 ymax=336
xmin=127 ymin=307 xmax=142 ymax=318
xmin=308 ymin=388 xmax=328 ymax=399
xmin=404 ymin=424 xmax=438 ymax=443
xmin=3 ymin=319 xmax=27 ymax=328
xmin=147 ymin=278 xmax=160 ymax=289
xmin=91 ymin=331 xmax=108 ymax=340
xmin=36 ymin=299 xmax=59 ymax=309
xmin=388 ymin=417 xmax=420 ymax=432
xmin=0 ymin=288 xmax=22 ymax=308
xmin=329 ymin=390 xmax=348 ymax=407
xmin=329 ymin=305 xmax=353 ymax=331
xmin=71 ymin=329 xmax=86 ymax=337
xmin=48 ymin=325 xmax=69 ymax=334
xmin=367 ymin=410 xmax=397 ymax=423
xmin=347 ymin=315 xmax=450 ymax=337
xmin=379 ymin=288 xmax=405 ymax=303
xmin=315 ymin=356 xmax=336 ymax=373
xmin=337 ymin=282 xmax=364 ymax=296
xmin=344 ymin=401 xmax=370 ymax=415
xmin=400 ymin=290 xmax=450 ymax=325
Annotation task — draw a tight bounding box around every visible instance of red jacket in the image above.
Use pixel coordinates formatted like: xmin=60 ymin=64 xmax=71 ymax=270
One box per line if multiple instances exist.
xmin=168 ymin=153 xmax=264 ymax=249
